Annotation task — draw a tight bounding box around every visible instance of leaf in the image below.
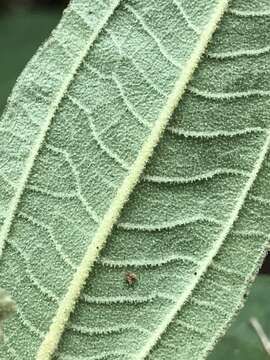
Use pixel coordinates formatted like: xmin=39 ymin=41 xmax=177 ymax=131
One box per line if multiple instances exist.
xmin=0 ymin=289 xmax=16 ymax=334
xmin=0 ymin=0 xmax=269 ymax=359
xmin=0 ymin=288 xmax=16 ymax=343
xmin=0 ymin=288 xmax=16 ymax=322
xmin=209 ymin=276 xmax=270 ymax=360
xmin=0 ymin=10 xmax=61 ymax=113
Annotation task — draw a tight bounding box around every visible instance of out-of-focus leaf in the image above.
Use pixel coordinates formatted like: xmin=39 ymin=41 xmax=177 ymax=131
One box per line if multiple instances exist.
xmin=209 ymin=276 xmax=270 ymax=360
xmin=0 ymin=288 xmax=16 ymax=342
xmin=0 ymin=10 xmax=61 ymax=113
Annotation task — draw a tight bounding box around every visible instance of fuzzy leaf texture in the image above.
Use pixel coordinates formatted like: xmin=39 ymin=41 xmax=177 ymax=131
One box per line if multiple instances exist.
xmin=0 ymin=0 xmax=269 ymax=359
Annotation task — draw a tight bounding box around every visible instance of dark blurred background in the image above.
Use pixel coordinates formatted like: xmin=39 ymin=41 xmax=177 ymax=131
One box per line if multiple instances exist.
xmin=0 ymin=0 xmax=67 ymax=114
xmin=0 ymin=0 xmax=269 ymax=275
xmin=0 ymin=0 xmax=69 ymax=11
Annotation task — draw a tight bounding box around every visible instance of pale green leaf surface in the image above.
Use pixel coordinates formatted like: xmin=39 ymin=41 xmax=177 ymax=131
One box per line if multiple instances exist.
xmin=0 ymin=0 xmax=269 ymax=359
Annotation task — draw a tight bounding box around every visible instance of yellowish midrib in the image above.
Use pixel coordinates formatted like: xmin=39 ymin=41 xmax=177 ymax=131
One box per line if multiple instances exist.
xmin=36 ymin=1 xmax=231 ymax=359
xmin=0 ymin=0 xmax=123 ymax=259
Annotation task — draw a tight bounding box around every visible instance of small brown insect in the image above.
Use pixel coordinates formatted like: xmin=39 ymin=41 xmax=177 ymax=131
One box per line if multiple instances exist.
xmin=125 ymin=271 xmax=137 ymax=286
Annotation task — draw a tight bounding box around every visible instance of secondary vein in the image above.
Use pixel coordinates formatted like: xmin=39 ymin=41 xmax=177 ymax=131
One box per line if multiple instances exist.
xmin=36 ymin=1 xmax=231 ymax=359
xmin=136 ymin=122 xmax=270 ymax=358
xmin=0 ymin=0 xmax=123 ymax=258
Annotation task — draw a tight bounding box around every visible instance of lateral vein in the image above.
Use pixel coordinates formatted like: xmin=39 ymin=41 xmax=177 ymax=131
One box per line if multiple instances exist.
xmin=0 ymin=0 xmax=123 ymax=259
xmin=135 ymin=131 xmax=270 ymax=359
xmin=36 ymin=1 xmax=231 ymax=359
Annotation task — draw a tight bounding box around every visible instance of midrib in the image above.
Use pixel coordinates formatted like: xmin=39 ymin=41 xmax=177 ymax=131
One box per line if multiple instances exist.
xmin=36 ymin=1 xmax=230 ymax=359
xmin=0 ymin=0 xmax=123 ymax=257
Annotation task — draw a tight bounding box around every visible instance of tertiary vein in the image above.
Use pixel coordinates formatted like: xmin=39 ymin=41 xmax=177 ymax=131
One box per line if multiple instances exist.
xmin=36 ymin=1 xmax=231 ymax=359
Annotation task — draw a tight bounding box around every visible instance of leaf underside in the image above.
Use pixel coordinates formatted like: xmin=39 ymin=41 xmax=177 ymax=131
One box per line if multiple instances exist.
xmin=0 ymin=0 xmax=270 ymax=359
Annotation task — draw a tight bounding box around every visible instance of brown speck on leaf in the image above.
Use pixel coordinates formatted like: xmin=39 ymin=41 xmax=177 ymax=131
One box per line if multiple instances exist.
xmin=125 ymin=271 xmax=137 ymax=286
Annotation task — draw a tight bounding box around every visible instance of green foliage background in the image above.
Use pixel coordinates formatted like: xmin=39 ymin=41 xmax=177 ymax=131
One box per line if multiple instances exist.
xmin=0 ymin=9 xmax=269 ymax=360
xmin=0 ymin=10 xmax=61 ymax=113
xmin=210 ymin=276 xmax=270 ymax=360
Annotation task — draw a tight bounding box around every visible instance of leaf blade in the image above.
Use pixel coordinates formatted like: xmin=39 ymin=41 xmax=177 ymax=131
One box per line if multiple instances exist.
xmin=37 ymin=1 xmax=231 ymax=358
xmin=52 ymin=0 xmax=270 ymax=358
xmin=0 ymin=0 xmax=231 ymax=359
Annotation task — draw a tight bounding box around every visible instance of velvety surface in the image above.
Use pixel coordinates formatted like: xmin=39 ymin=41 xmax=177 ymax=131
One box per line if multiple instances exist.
xmin=0 ymin=1 xmax=269 ymax=359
